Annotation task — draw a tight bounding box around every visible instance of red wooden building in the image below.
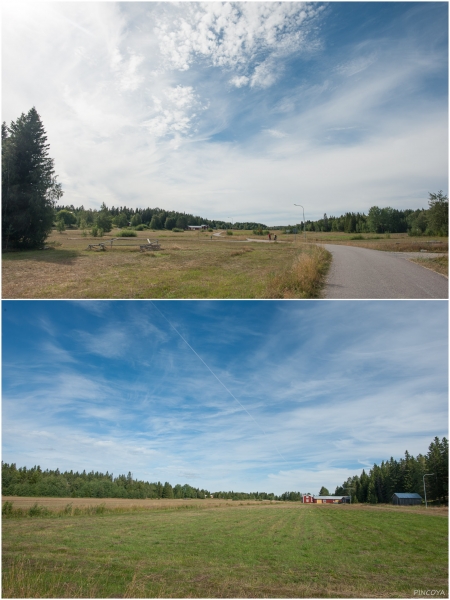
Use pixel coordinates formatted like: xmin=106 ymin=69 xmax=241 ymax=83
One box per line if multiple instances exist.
xmin=303 ymin=494 xmax=350 ymax=504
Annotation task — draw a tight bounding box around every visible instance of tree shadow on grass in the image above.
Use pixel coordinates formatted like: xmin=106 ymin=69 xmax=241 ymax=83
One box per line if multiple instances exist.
xmin=2 ymin=249 xmax=82 ymax=266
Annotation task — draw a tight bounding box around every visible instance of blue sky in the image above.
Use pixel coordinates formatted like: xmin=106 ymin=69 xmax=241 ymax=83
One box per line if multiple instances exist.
xmin=2 ymin=2 xmax=448 ymax=225
xmin=2 ymin=300 xmax=448 ymax=495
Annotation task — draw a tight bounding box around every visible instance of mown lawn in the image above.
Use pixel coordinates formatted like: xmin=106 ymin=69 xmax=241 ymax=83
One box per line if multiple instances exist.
xmin=2 ymin=502 xmax=448 ymax=598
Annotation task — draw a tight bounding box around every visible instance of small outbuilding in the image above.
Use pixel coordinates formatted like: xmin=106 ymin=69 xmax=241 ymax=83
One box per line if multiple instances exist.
xmin=303 ymin=494 xmax=350 ymax=504
xmin=391 ymin=492 xmax=422 ymax=506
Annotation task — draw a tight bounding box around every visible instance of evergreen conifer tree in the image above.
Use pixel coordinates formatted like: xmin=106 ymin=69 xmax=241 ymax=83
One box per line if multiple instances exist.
xmin=2 ymin=107 xmax=62 ymax=250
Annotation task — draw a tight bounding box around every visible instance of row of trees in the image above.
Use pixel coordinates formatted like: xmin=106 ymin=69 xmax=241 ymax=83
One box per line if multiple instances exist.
xmin=1 ymin=463 xmax=302 ymax=502
xmin=288 ymin=194 xmax=448 ymax=236
xmin=333 ymin=437 xmax=448 ymax=504
xmin=54 ymin=203 xmax=268 ymax=234
xmin=1 ymin=464 xmax=211 ymax=500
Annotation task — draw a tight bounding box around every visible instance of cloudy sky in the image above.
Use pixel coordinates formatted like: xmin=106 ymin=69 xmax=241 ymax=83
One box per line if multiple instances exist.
xmin=2 ymin=300 xmax=448 ymax=495
xmin=2 ymin=2 xmax=448 ymax=225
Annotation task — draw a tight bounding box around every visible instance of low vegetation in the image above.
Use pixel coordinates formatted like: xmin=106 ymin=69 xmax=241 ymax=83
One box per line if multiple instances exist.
xmin=410 ymin=255 xmax=448 ymax=277
xmin=2 ymin=500 xmax=447 ymax=598
xmin=266 ymin=245 xmax=331 ymax=298
xmin=2 ymin=229 xmax=332 ymax=299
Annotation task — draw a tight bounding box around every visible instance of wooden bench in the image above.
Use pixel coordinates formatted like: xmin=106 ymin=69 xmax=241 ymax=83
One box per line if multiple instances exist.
xmin=87 ymin=238 xmax=161 ymax=252
xmin=86 ymin=243 xmax=106 ymax=251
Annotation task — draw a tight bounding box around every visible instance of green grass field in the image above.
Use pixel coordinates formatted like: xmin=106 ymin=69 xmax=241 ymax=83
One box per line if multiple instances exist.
xmin=2 ymin=500 xmax=448 ymax=598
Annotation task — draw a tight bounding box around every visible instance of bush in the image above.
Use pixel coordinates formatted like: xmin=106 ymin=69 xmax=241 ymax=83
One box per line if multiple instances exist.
xmin=116 ymin=230 xmax=137 ymax=237
xmin=28 ymin=503 xmax=51 ymax=517
xmin=134 ymin=224 xmax=148 ymax=231
xmin=91 ymin=225 xmax=98 ymax=237
xmin=2 ymin=501 xmax=13 ymax=515
xmin=172 ymin=228 xmax=184 ymax=233
xmin=226 ymin=230 xmax=233 ymax=235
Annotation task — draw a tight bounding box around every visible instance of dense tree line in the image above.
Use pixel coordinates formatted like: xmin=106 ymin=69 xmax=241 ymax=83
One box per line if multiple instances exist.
xmin=54 ymin=203 xmax=267 ymax=234
xmin=283 ymin=193 xmax=448 ymax=237
xmin=334 ymin=437 xmax=448 ymax=504
xmin=1 ymin=463 xmax=304 ymax=502
xmin=211 ymin=490 xmax=302 ymax=501
xmin=1 ymin=465 xmax=211 ymax=500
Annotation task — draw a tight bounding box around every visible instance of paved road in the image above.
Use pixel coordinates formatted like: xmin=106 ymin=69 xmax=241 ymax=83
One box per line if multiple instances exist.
xmin=323 ymin=244 xmax=448 ymax=299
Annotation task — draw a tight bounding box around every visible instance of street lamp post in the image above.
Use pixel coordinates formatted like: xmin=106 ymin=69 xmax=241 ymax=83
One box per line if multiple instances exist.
xmin=294 ymin=204 xmax=306 ymax=242
xmin=423 ymin=473 xmax=434 ymax=508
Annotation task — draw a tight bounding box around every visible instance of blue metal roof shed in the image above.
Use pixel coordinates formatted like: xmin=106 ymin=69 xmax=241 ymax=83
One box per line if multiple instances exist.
xmin=391 ymin=493 xmax=422 ymax=505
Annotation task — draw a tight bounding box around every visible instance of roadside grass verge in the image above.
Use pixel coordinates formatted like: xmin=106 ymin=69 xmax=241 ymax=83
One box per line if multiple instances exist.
xmin=410 ymin=255 xmax=448 ymax=277
xmin=266 ymin=245 xmax=332 ymax=298
xmin=2 ymin=503 xmax=447 ymax=598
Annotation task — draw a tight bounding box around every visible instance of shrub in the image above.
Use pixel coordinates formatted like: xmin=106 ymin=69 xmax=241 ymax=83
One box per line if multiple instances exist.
xmin=2 ymin=501 xmax=13 ymax=515
xmin=134 ymin=224 xmax=148 ymax=231
xmin=28 ymin=503 xmax=51 ymax=517
xmin=116 ymin=230 xmax=137 ymax=237
xmin=172 ymin=228 xmax=184 ymax=233
xmin=56 ymin=219 xmax=65 ymax=233
xmin=226 ymin=230 xmax=233 ymax=235
xmin=91 ymin=225 xmax=98 ymax=237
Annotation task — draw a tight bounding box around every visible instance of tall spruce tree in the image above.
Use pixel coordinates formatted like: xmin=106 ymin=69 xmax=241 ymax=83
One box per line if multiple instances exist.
xmin=2 ymin=107 xmax=62 ymax=250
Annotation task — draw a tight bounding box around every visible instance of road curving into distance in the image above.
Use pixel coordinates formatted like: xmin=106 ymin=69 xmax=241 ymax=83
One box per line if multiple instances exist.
xmin=323 ymin=244 xmax=448 ymax=299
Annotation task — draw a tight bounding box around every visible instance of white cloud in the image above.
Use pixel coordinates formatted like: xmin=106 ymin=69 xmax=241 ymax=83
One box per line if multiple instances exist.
xmin=155 ymin=2 xmax=323 ymax=85
xmin=112 ymin=49 xmax=145 ymax=92
xmin=230 ymin=75 xmax=249 ymax=88
xmin=264 ymin=128 xmax=288 ymax=139
xmin=142 ymin=85 xmax=208 ymax=141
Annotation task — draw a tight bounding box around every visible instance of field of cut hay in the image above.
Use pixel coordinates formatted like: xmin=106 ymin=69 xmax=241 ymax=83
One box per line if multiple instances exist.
xmin=2 ymin=498 xmax=447 ymax=598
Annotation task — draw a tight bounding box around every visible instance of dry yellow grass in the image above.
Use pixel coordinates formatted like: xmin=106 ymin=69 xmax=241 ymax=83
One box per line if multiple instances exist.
xmin=266 ymin=245 xmax=332 ymax=298
xmin=2 ymin=229 xmax=331 ymax=299
xmin=2 ymin=495 xmax=252 ymax=511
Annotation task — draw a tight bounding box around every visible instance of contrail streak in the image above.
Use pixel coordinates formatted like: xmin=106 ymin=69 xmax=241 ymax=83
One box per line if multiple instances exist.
xmin=151 ymin=302 xmax=285 ymax=461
